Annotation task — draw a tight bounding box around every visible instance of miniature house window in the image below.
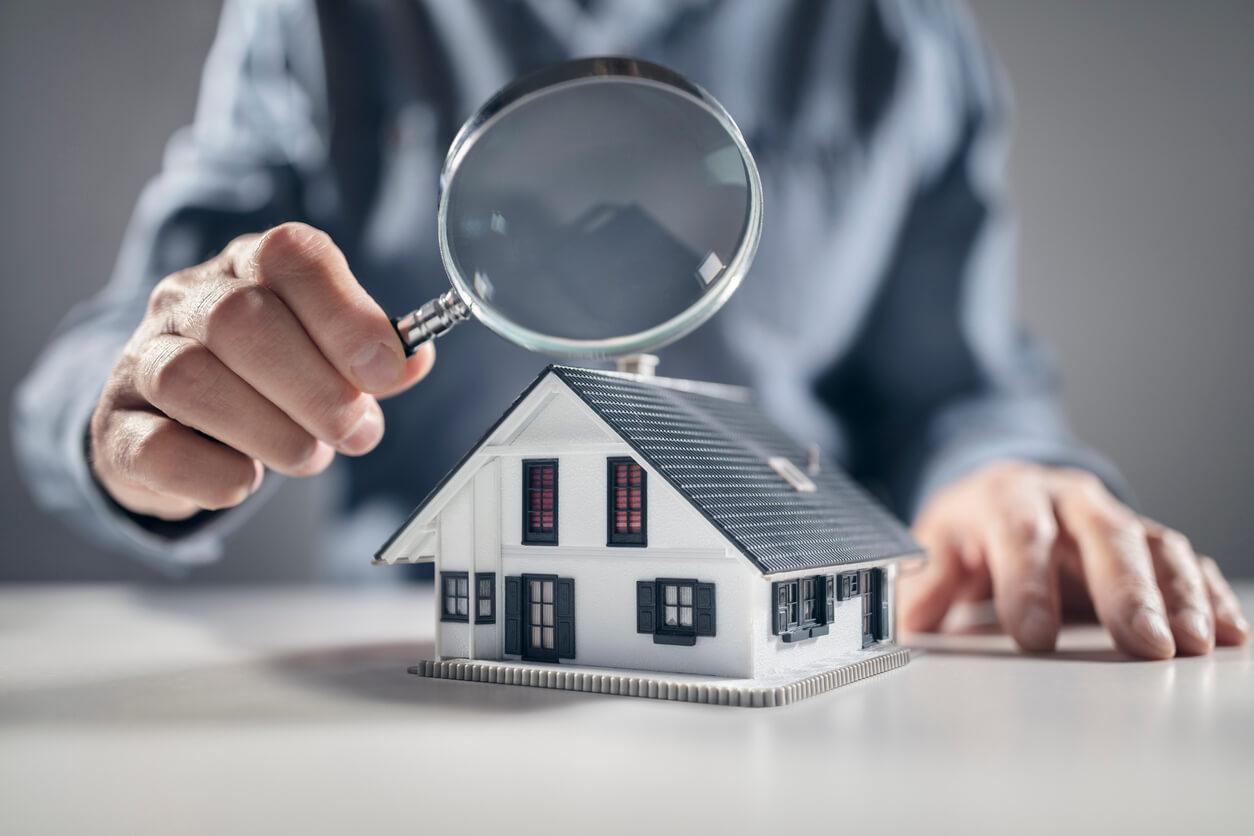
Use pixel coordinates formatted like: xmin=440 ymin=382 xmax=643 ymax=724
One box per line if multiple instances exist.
xmin=475 ymin=573 xmax=496 ymax=624
xmin=441 ymin=572 xmax=470 ymax=623
xmin=771 ymin=574 xmax=836 ymax=642
xmin=522 ymin=460 xmax=558 ymax=544
xmin=801 ymin=577 xmax=818 ymax=623
xmin=607 ymin=457 xmax=647 ymax=546
xmin=636 ymin=578 xmax=716 ymax=646
xmin=503 ymin=575 xmax=576 ymax=661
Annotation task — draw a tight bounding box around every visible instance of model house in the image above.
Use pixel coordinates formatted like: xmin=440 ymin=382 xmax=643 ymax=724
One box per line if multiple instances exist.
xmin=374 ymin=364 xmax=922 ymax=706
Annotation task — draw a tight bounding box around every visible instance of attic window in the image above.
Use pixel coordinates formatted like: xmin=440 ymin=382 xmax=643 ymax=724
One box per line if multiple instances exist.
xmin=523 ymin=460 xmax=558 ymax=545
xmin=767 ymin=456 xmax=816 ymax=492
xmin=607 ymin=457 xmax=647 ymax=546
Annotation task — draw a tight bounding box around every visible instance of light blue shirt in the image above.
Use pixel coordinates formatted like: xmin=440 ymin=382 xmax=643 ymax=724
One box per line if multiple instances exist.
xmin=12 ymin=0 xmax=1127 ymax=575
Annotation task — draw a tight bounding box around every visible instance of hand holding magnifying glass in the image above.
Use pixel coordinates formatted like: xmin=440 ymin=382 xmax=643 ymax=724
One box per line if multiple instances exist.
xmin=87 ymin=57 xmax=760 ymax=521
xmin=392 ymin=57 xmax=763 ymax=360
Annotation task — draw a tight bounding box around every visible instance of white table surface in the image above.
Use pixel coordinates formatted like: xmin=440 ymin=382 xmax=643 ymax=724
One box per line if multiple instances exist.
xmin=1 ymin=583 xmax=1250 ymax=835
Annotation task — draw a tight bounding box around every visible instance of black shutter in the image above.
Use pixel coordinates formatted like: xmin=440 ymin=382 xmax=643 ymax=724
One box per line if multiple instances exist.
xmin=636 ymin=581 xmax=656 ymax=633
xmin=824 ymin=574 xmax=836 ymax=623
xmin=504 ymin=576 xmax=522 ymax=655
xmin=771 ymin=581 xmax=787 ymax=635
xmin=871 ymin=568 xmax=884 ymax=639
xmin=555 ymin=577 xmax=576 ymax=659
xmin=694 ymin=582 xmax=716 ymax=636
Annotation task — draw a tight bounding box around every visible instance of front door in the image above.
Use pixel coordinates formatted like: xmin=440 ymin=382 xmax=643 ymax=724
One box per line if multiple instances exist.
xmin=524 ymin=574 xmax=558 ymax=662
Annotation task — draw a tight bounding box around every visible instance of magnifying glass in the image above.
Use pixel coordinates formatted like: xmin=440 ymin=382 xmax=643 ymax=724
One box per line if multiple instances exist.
xmin=391 ymin=56 xmax=763 ymax=360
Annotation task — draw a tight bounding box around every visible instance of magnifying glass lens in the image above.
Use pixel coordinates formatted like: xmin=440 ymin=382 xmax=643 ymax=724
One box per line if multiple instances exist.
xmin=445 ymin=78 xmax=753 ymax=344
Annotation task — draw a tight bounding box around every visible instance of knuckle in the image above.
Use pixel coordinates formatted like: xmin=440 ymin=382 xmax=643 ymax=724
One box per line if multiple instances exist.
xmin=1165 ymin=572 xmax=1206 ymax=604
xmin=1107 ymin=575 xmax=1162 ymax=614
xmin=273 ymin=433 xmax=322 ymax=474
xmin=252 ymin=222 xmax=334 ymax=279
xmin=118 ymin=420 xmax=178 ymax=484
xmin=201 ymin=282 xmax=281 ymax=347
xmin=1084 ymin=505 xmax=1144 ymax=545
xmin=1005 ymin=511 xmax=1058 ymax=551
xmin=145 ymin=276 xmax=184 ymax=317
xmin=1159 ymin=528 xmax=1193 ymax=558
xmin=200 ymin=471 xmax=253 ymax=510
xmin=142 ymin=340 xmax=217 ymax=407
xmin=304 ymin=386 xmax=366 ymax=441
xmin=1066 ymin=469 xmax=1108 ymax=499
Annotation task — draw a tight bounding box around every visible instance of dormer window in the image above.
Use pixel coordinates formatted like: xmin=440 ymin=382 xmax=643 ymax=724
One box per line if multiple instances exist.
xmin=522 ymin=460 xmax=557 ymax=544
xmin=607 ymin=457 xmax=647 ymax=546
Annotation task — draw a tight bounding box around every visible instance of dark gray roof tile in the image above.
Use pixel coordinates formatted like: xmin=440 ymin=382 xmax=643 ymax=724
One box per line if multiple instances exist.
xmin=552 ymin=366 xmax=920 ymax=573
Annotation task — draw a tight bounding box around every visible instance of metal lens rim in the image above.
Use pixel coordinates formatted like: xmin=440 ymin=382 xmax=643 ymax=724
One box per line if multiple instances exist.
xmin=436 ymin=57 xmax=763 ymax=360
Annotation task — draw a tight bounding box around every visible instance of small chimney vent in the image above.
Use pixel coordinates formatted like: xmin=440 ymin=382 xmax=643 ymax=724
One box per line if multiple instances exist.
xmin=615 ymin=354 xmax=660 ymax=378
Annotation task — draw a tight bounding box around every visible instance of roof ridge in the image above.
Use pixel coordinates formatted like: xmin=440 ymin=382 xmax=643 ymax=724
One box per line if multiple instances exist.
xmin=550 ymin=364 xmax=753 ymax=404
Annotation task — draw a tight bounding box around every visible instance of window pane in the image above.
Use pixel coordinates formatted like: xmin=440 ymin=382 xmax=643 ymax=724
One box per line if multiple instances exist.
xmin=479 ymin=578 xmax=491 ymax=597
xmin=543 ymin=606 xmax=553 ymax=627
xmin=457 ymin=578 xmax=468 ymax=596
xmin=679 ymin=607 xmax=693 ymax=627
xmin=543 ymin=627 xmax=554 ymax=649
xmin=532 ymin=626 xmax=541 ymax=646
xmin=679 ymin=586 xmax=693 ymax=606
xmin=664 ymin=605 xmax=678 ymax=626
xmin=479 ymin=599 xmax=491 ymax=617
xmin=531 ymin=603 xmax=541 ymax=624
xmin=543 ymin=581 xmax=553 ymax=604
xmin=457 ymin=598 xmax=468 ymax=615
xmin=530 ymin=580 xmax=541 ymax=600
xmin=445 ymin=577 xmax=455 ymax=594
xmin=445 ymin=597 xmax=456 ymax=615
xmin=664 ymin=585 xmax=677 ymax=605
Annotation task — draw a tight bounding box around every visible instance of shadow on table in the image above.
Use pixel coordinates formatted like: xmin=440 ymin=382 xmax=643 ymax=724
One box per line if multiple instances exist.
xmin=0 ymin=640 xmax=588 ymax=728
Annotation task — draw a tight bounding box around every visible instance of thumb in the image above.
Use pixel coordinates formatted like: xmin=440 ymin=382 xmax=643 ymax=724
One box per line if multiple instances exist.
xmin=376 ymin=342 xmax=436 ymax=400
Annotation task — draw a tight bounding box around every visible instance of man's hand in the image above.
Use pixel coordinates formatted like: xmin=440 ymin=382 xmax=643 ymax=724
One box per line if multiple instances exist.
xmin=90 ymin=223 xmax=435 ymax=521
xmin=901 ymin=461 xmax=1250 ymax=658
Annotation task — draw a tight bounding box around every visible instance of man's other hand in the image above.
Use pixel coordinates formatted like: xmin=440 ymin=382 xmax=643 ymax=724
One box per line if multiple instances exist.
xmin=89 ymin=223 xmax=436 ymax=520
xmin=901 ymin=461 xmax=1250 ymax=658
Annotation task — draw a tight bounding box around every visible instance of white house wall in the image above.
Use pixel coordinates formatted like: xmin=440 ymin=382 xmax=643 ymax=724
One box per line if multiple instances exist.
xmin=499 ymin=549 xmax=753 ymax=677
xmin=433 ymin=379 xmax=759 ymax=677
xmin=437 ymin=484 xmax=474 ymax=660
xmin=472 ymin=461 xmax=501 ymax=660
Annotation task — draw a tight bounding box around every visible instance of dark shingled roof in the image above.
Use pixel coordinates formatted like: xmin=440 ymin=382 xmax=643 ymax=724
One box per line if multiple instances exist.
xmin=551 ymin=366 xmax=920 ymax=574
xmin=380 ymin=365 xmax=921 ymax=574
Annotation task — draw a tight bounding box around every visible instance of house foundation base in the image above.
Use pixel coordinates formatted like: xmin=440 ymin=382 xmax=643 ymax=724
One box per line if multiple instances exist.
xmin=410 ymin=645 xmax=911 ymax=708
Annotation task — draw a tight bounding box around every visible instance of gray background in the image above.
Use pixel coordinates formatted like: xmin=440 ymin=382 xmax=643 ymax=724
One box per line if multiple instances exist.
xmin=1 ymin=1 xmax=1250 ymax=582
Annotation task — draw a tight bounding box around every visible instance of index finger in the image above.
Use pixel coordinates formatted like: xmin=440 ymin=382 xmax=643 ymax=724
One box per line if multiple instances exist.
xmin=232 ymin=223 xmax=407 ymax=394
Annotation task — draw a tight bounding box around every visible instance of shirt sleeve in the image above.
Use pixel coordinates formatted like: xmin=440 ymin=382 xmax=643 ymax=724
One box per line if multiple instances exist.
xmin=813 ymin=2 xmax=1133 ymax=523
xmin=10 ymin=0 xmax=330 ymax=574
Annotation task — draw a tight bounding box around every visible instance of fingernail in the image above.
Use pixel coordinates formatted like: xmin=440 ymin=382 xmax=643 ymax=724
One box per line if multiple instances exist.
xmin=1018 ymin=605 xmax=1056 ymax=651
xmin=1233 ymin=613 xmax=1251 ymax=637
xmin=339 ymin=401 xmax=384 ymax=455
xmin=351 ymin=342 xmax=403 ymax=391
xmin=1131 ymin=608 xmax=1175 ymax=653
xmin=249 ymin=460 xmax=266 ymax=495
xmin=1178 ymin=608 xmax=1213 ymax=646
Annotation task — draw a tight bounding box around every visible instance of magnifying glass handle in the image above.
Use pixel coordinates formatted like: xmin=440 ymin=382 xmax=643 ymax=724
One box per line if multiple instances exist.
xmin=390 ymin=290 xmax=471 ymax=356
